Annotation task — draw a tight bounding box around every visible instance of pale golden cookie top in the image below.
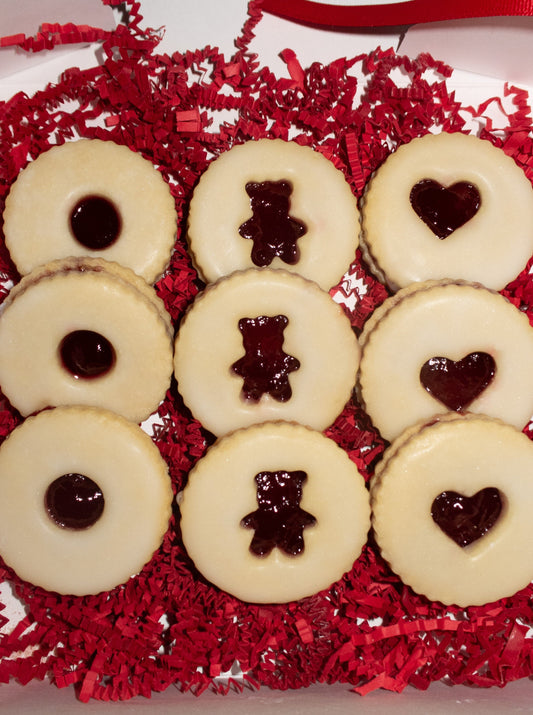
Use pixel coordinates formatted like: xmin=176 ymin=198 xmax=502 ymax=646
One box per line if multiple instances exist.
xmin=0 ymin=406 xmax=173 ymax=595
xmin=358 ymin=280 xmax=533 ymax=441
xmin=179 ymin=421 xmax=370 ymax=603
xmin=360 ymin=132 xmax=533 ymax=291
xmin=187 ymin=138 xmax=360 ymax=291
xmin=3 ymin=139 xmax=177 ymax=284
xmin=174 ymin=268 xmax=360 ymax=436
xmin=0 ymin=257 xmax=174 ymax=422
xmin=371 ymin=415 xmax=533 ymax=607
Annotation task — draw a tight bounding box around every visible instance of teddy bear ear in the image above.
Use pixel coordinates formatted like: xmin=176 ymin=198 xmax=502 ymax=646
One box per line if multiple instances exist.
xmin=245 ymin=181 xmax=261 ymax=198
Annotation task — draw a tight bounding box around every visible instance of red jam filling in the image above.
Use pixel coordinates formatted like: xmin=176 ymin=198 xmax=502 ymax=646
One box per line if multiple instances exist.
xmin=431 ymin=487 xmax=502 ymax=547
xmin=238 ymin=180 xmax=307 ymax=266
xmin=241 ymin=470 xmax=316 ymax=557
xmin=410 ymin=179 xmax=481 ymax=239
xmin=59 ymin=330 xmax=116 ymax=379
xmin=45 ymin=473 xmax=104 ymax=530
xmin=70 ymin=195 xmax=122 ymax=249
xmin=420 ymin=352 xmax=496 ymax=411
xmin=231 ymin=314 xmax=300 ymax=402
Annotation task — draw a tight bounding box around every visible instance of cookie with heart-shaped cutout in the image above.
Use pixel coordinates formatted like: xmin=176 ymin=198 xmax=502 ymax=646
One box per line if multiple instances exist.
xmin=360 ymin=132 xmax=533 ymax=291
xmin=357 ymin=279 xmax=533 ymax=441
xmin=370 ymin=413 xmax=533 ymax=606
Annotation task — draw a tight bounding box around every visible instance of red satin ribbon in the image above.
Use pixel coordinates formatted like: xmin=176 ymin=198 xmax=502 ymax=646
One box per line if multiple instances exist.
xmin=261 ymin=0 xmax=533 ymax=28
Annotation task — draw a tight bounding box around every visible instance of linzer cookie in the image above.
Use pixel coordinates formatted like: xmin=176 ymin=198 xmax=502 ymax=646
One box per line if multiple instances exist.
xmin=0 ymin=257 xmax=174 ymax=423
xmin=360 ymin=132 xmax=533 ymax=291
xmin=179 ymin=421 xmax=370 ymax=603
xmin=186 ymin=138 xmax=359 ymax=290
xmin=370 ymin=414 xmax=533 ymax=607
xmin=173 ymin=268 xmax=360 ymax=436
xmin=3 ymin=139 xmax=177 ymax=284
xmin=358 ymin=279 xmax=533 ymax=442
xmin=0 ymin=406 xmax=173 ymax=596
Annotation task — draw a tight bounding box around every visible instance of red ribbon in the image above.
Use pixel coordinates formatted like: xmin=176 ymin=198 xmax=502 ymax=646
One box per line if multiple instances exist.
xmin=261 ymin=0 xmax=533 ymax=28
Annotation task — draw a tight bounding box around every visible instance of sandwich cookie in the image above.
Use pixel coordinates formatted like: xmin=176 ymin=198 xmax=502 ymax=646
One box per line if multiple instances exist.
xmin=358 ymin=279 xmax=533 ymax=441
xmin=0 ymin=406 xmax=173 ymax=596
xmin=360 ymin=132 xmax=533 ymax=291
xmin=187 ymin=138 xmax=359 ymax=291
xmin=3 ymin=139 xmax=177 ymax=284
xmin=179 ymin=421 xmax=370 ymax=603
xmin=371 ymin=414 xmax=533 ymax=607
xmin=174 ymin=268 xmax=360 ymax=436
xmin=0 ymin=257 xmax=174 ymax=423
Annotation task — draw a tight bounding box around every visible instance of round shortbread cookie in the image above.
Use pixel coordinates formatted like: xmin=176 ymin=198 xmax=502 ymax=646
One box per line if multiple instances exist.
xmin=358 ymin=280 xmax=533 ymax=441
xmin=3 ymin=139 xmax=177 ymax=284
xmin=0 ymin=406 xmax=173 ymax=595
xmin=370 ymin=415 xmax=533 ymax=606
xmin=0 ymin=257 xmax=174 ymax=422
xmin=360 ymin=132 xmax=533 ymax=291
xmin=179 ymin=421 xmax=370 ymax=603
xmin=187 ymin=138 xmax=359 ymax=291
xmin=173 ymin=268 xmax=360 ymax=436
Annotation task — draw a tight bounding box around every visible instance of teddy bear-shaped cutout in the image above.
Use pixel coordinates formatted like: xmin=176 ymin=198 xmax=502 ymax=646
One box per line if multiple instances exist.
xmin=241 ymin=469 xmax=316 ymax=557
xmin=238 ymin=180 xmax=307 ymax=266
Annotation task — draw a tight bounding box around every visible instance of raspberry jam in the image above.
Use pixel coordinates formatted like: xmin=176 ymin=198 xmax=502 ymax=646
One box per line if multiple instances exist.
xmin=60 ymin=330 xmax=116 ymax=379
xmin=241 ymin=470 xmax=316 ymax=556
xmin=420 ymin=352 xmax=495 ymax=411
xmin=70 ymin=195 xmax=122 ymax=249
xmin=410 ymin=179 xmax=481 ymax=239
xmin=45 ymin=473 xmax=104 ymax=530
xmin=231 ymin=314 xmax=300 ymax=402
xmin=431 ymin=488 xmax=502 ymax=547
xmin=238 ymin=180 xmax=307 ymax=266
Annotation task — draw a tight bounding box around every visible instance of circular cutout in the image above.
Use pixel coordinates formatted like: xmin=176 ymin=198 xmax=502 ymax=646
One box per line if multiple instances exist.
xmin=0 ymin=406 xmax=173 ymax=595
xmin=59 ymin=330 xmax=116 ymax=379
xmin=187 ymin=139 xmax=360 ymax=291
xmin=3 ymin=139 xmax=177 ymax=283
xmin=174 ymin=268 xmax=360 ymax=436
xmin=69 ymin=195 xmax=122 ymax=250
xmin=45 ymin=473 xmax=105 ymax=530
xmin=180 ymin=421 xmax=371 ymax=603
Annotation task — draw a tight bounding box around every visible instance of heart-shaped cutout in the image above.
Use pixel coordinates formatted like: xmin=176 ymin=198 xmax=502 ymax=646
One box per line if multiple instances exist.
xmin=420 ymin=352 xmax=495 ymax=411
xmin=410 ymin=179 xmax=481 ymax=239
xmin=431 ymin=488 xmax=502 ymax=547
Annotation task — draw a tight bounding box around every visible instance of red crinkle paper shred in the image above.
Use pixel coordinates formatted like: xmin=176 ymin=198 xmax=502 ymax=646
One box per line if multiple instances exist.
xmin=2 ymin=0 xmax=533 ymax=703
